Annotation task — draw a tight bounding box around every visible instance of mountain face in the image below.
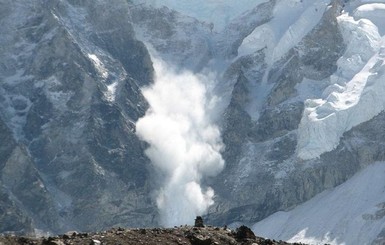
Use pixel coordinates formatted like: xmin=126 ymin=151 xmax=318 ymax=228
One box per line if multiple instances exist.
xmin=0 ymin=0 xmax=156 ymax=233
xmin=252 ymin=162 xmax=385 ymax=245
xmin=1 ymin=0 xmax=385 ymax=244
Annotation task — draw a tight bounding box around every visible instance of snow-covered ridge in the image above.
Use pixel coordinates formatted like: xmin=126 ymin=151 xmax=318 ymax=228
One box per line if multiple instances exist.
xmin=297 ymin=12 xmax=385 ymax=160
xmin=253 ymin=161 xmax=385 ymax=245
xmin=235 ymin=0 xmax=330 ymax=121
xmin=238 ymin=0 xmax=329 ymax=61
xmin=134 ymin=0 xmax=268 ymax=32
xmin=353 ymin=3 xmax=385 ymax=35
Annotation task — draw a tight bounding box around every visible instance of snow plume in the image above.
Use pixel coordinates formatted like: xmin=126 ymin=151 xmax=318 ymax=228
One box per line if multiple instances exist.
xmin=136 ymin=57 xmax=224 ymax=227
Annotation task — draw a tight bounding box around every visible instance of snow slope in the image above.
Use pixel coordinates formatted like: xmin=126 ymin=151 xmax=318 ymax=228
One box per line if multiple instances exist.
xmin=238 ymin=0 xmax=329 ymax=62
xmin=297 ymin=12 xmax=385 ymax=160
xmin=235 ymin=0 xmax=330 ymax=120
xmin=134 ymin=0 xmax=268 ymax=32
xmin=353 ymin=3 xmax=385 ymax=35
xmin=252 ymin=162 xmax=385 ymax=245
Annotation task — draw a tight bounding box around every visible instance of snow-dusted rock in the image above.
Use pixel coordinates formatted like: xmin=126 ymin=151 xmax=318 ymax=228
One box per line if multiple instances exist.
xmin=0 ymin=0 xmax=155 ymax=234
xmin=1 ymin=0 xmax=385 ymax=244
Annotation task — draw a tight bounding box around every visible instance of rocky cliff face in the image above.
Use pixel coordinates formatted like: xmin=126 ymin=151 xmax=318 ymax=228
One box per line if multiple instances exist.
xmin=207 ymin=0 xmax=348 ymax=223
xmin=130 ymin=0 xmax=385 ymax=243
xmin=0 ymin=0 xmax=156 ymax=234
xmin=1 ymin=0 xmax=385 ymax=244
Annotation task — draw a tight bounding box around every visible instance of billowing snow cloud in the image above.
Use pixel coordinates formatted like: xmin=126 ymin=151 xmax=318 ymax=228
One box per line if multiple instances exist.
xmin=136 ymin=57 xmax=224 ymax=227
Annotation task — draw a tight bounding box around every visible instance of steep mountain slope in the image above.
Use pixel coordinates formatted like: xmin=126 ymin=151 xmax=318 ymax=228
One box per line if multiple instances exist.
xmin=131 ymin=0 xmax=385 ymax=244
xmin=0 ymin=0 xmax=156 ymax=234
xmin=252 ymin=161 xmax=385 ymax=245
xmin=1 ymin=0 xmax=385 ymax=244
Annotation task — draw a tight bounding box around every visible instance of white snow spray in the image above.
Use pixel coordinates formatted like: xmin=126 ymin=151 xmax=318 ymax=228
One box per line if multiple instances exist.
xmin=136 ymin=57 xmax=224 ymax=227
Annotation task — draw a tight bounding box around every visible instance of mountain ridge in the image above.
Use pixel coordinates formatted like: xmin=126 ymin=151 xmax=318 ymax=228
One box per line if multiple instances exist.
xmin=1 ymin=0 xmax=385 ymax=244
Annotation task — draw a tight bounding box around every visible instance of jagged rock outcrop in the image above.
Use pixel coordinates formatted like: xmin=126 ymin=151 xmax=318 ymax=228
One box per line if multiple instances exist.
xmin=0 ymin=225 xmax=305 ymax=245
xmin=1 ymin=0 xmax=385 ymax=243
xmin=0 ymin=0 xmax=156 ymax=234
xmin=131 ymin=4 xmax=213 ymax=71
xmin=205 ymin=1 xmax=348 ymax=225
xmin=202 ymin=3 xmax=385 ymax=240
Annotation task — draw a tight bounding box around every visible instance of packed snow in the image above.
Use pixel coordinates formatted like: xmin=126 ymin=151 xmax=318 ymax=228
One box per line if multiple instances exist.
xmin=237 ymin=0 xmax=330 ymax=120
xmin=88 ymin=54 xmax=109 ymax=80
xmin=88 ymin=53 xmax=120 ymax=102
xmin=253 ymin=162 xmax=385 ymax=245
xmin=238 ymin=0 xmax=329 ymax=63
xmin=297 ymin=12 xmax=385 ymax=160
xmin=353 ymin=3 xmax=385 ymax=35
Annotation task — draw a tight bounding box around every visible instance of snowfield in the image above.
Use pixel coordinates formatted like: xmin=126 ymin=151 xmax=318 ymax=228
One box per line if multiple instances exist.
xmin=253 ymin=162 xmax=385 ymax=245
xmin=133 ymin=0 xmax=269 ymax=32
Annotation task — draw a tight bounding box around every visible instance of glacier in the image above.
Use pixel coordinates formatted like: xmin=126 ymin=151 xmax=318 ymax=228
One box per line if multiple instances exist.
xmin=252 ymin=161 xmax=385 ymax=245
xmin=237 ymin=0 xmax=330 ymax=120
xmin=2 ymin=0 xmax=385 ymax=242
xmin=238 ymin=0 xmax=329 ymax=61
xmin=297 ymin=8 xmax=385 ymax=160
xmin=132 ymin=1 xmax=385 ymax=239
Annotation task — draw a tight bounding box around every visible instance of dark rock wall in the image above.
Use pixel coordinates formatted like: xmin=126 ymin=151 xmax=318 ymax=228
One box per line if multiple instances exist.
xmin=0 ymin=0 xmax=156 ymax=234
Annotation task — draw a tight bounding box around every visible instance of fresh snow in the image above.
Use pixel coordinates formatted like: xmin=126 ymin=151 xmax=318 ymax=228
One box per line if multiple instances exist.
xmin=88 ymin=54 xmax=109 ymax=80
xmin=269 ymin=0 xmax=329 ymax=64
xmin=297 ymin=12 xmax=385 ymax=160
xmin=56 ymin=2 xmax=129 ymax=104
xmin=353 ymin=3 xmax=385 ymax=35
xmin=236 ymin=0 xmax=329 ymax=120
xmin=252 ymin=162 xmax=385 ymax=245
xmin=88 ymin=53 xmax=119 ymax=102
xmin=238 ymin=0 xmax=329 ymax=64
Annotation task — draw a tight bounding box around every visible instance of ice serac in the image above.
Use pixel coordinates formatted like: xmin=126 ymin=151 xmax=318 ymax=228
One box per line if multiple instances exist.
xmin=205 ymin=2 xmax=384 ymax=243
xmin=353 ymin=3 xmax=385 ymax=35
xmin=208 ymin=0 xmax=345 ymax=210
xmin=2 ymin=0 xmax=385 ymax=243
xmin=297 ymin=13 xmax=385 ymax=160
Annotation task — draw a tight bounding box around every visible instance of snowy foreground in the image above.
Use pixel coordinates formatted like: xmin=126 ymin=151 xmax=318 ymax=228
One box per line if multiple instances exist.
xmin=253 ymin=162 xmax=385 ymax=245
